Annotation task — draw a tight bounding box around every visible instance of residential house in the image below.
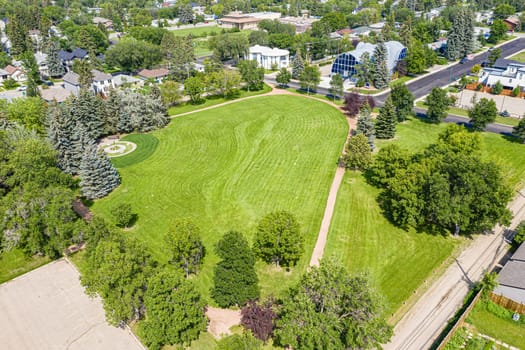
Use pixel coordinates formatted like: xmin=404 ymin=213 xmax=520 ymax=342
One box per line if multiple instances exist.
xmin=58 ymin=48 xmax=88 ymax=72
xmin=35 ymin=52 xmax=49 ymax=78
xmin=247 ymin=45 xmax=290 ymax=70
xmin=137 ymin=68 xmax=169 ymax=83
xmin=492 ymin=243 xmax=525 ymax=312
xmin=278 ymin=16 xmax=319 ymax=34
xmin=218 ymin=12 xmax=261 ymax=30
xmin=112 ymin=74 xmax=143 ymax=88
xmin=63 ymin=69 xmax=114 ymax=96
xmin=504 ymin=16 xmax=520 ymax=32
xmin=478 ymin=58 xmax=525 ymax=90
xmin=92 ymin=17 xmax=113 ymax=31
xmin=3 ymin=65 xmax=26 ymax=82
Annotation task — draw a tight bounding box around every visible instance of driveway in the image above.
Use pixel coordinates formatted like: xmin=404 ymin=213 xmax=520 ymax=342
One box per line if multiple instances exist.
xmin=0 ymin=259 xmax=144 ymax=350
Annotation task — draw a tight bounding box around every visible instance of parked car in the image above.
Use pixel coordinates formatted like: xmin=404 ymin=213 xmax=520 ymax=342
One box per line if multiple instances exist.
xmin=460 ymin=57 xmax=469 ymax=64
xmin=499 ymin=110 xmax=510 ymax=117
xmin=481 ymin=61 xmax=490 ymax=67
xmin=16 ymin=86 xmax=27 ymax=91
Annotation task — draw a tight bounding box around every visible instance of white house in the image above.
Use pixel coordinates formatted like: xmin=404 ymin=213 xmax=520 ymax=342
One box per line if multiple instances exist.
xmin=478 ymin=59 xmax=525 ymax=91
xmin=247 ymin=45 xmax=290 ymax=70
xmin=63 ymin=69 xmax=114 ymax=96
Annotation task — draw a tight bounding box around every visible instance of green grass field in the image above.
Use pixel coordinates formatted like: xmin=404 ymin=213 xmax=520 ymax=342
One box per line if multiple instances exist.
xmin=168 ymin=84 xmax=272 ymax=116
xmin=377 ymin=117 xmax=525 ymax=190
xmin=325 ymin=118 xmax=525 ymax=317
xmin=324 ymin=172 xmax=459 ymax=316
xmin=466 ymin=301 xmax=525 ymax=349
xmin=509 ymin=51 xmax=525 ymax=63
xmin=170 ymin=25 xmax=220 ymax=37
xmin=111 ymin=134 xmax=159 ymax=168
xmin=93 ymin=95 xmax=348 ymax=301
xmin=0 ymin=248 xmax=50 ymax=284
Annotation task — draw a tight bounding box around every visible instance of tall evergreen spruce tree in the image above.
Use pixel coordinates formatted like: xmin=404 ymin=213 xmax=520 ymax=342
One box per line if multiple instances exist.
xmin=356 ymin=102 xmax=376 ymax=148
xmin=375 ymin=96 xmax=397 ymax=139
xmin=292 ymin=49 xmax=304 ymax=80
xmin=212 ymin=231 xmax=260 ymax=307
xmin=372 ymin=37 xmax=390 ymax=89
xmin=46 ymin=103 xmax=76 ymax=174
xmin=103 ymin=90 xmax=121 ymax=134
xmin=47 ymin=40 xmax=65 ymax=77
xmin=79 ymin=143 xmax=120 ymax=199
xmin=146 ymin=88 xmax=169 ymax=130
xmin=68 ymin=89 xmax=104 ymax=140
xmin=447 ymin=8 xmax=474 ymax=60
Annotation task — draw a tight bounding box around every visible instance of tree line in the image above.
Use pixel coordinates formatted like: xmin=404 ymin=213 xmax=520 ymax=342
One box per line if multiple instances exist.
xmin=78 ymin=207 xmax=391 ymax=349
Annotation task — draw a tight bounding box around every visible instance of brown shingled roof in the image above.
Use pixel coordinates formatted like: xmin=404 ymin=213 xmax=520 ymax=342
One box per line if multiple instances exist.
xmin=138 ymin=68 xmax=169 ymax=79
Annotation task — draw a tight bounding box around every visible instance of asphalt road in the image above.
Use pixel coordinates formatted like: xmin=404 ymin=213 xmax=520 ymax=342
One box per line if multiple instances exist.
xmin=414 ymin=107 xmax=514 ymax=135
xmin=375 ymin=37 xmax=525 ymax=105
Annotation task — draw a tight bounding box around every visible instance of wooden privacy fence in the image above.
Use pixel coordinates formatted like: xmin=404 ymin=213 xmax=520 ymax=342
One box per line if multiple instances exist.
xmin=465 ymin=83 xmax=525 ymax=98
xmin=436 ymin=289 xmax=483 ymax=350
xmin=490 ymin=293 xmax=525 ymax=314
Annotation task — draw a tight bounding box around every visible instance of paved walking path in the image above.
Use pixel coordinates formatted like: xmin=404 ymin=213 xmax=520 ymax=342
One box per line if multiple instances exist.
xmin=384 ymin=188 xmax=525 ymax=350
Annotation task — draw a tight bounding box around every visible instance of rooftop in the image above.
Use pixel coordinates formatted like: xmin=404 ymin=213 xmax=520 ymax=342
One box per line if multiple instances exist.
xmin=249 ymin=45 xmax=289 ymax=57
xmin=40 ymin=86 xmax=73 ymax=103
xmin=138 ymin=68 xmax=169 ymax=79
xmin=112 ymin=74 xmax=142 ymax=86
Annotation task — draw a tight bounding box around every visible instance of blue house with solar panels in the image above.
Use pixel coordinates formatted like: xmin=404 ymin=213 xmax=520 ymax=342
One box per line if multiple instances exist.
xmin=330 ymin=41 xmax=407 ymax=80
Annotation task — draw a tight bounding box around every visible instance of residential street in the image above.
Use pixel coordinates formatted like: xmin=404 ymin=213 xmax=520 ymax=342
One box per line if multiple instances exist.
xmin=383 ymin=189 xmax=525 ymax=350
xmin=375 ymin=37 xmax=525 ymax=105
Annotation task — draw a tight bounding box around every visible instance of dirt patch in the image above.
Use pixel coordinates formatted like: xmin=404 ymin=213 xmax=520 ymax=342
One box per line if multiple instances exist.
xmin=205 ymin=306 xmax=242 ymax=339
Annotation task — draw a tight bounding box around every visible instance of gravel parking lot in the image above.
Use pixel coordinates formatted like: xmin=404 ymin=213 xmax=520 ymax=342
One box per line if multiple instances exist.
xmin=0 ymin=259 xmax=144 ymax=350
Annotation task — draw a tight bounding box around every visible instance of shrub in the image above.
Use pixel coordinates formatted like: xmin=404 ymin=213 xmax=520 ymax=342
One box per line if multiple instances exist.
xmin=476 ymin=83 xmax=483 ymax=91
xmin=471 ymin=64 xmax=481 ymax=74
xmin=112 ymin=203 xmax=135 ymax=228
xmin=512 ymin=86 xmax=521 ymax=97
xmin=492 ymin=81 xmax=503 ymax=95
xmin=2 ymin=78 xmax=18 ymax=90
xmin=513 ymin=221 xmax=525 ymax=245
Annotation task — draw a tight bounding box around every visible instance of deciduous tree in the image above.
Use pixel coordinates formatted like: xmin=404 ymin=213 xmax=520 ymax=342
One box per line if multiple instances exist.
xmin=344 ymin=134 xmax=372 ymax=170
xmin=426 ymin=87 xmax=449 ymax=123
xmin=274 ymin=259 xmax=392 ymax=350
xmin=276 ymin=68 xmax=291 ymax=87
xmin=238 ymin=60 xmax=265 ymax=91
xmin=329 ymin=73 xmax=344 ymax=100
xmin=241 ymin=299 xmax=276 ymax=342
xmin=468 ymin=97 xmax=497 ymax=131
xmin=390 ymin=82 xmax=415 ymax=121
xmin=165 ymin=219 xmax=205 ymax=278
xmin=253 ymin=211 xmax=303 ymax=267
xmin=81 ymin=235 xmax=153 ymax=325
xmin=299 ymin=65 xmax=321 ymax=94
xmin=184 ymin=76 xmax=205 ymax=103
xmin=139 ymin=268 xmax=206 ymax=350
